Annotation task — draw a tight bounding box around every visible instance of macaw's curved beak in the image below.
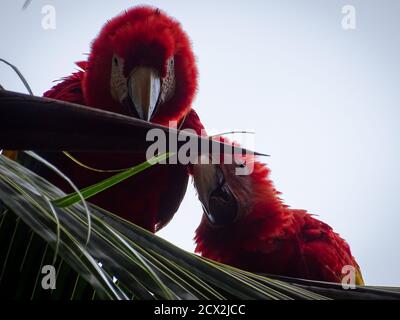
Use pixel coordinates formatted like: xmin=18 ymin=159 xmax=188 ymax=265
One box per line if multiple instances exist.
xmin=193 ymin=156 xmax=239 ymax=226
xmin=128 ymin=66 xmax=161 ymax=121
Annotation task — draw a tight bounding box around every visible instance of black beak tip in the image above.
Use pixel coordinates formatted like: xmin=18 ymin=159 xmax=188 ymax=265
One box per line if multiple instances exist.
xmin=205 ymin=186 xmax=238 ymax=226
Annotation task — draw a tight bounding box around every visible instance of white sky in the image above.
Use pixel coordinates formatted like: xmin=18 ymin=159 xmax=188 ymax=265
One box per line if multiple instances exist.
xmin=1 ymin=0 xmax=400 ymax=286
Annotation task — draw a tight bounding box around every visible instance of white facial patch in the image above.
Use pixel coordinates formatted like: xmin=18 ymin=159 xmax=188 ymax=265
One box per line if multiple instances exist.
xmin=109 ymin=54 xmax=176 ymax=121
xmin=110 ymin=54 xmax=128 ymax=103
xmin=159 ymin=57 xmax=176 ymax=105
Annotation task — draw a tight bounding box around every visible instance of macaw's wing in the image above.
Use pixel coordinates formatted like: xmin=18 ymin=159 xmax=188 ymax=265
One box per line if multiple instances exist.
xmin=155 ymin=164 xmax=189 ymax=232
xmin=43 ymin=61 xmax=87 ymax=104
xmin=180 ymin=108 xmax=206 ymax=136
xmin=155 ymin=108 xmax=206 ymax=231
xmin=298 ymin=212 xmax=364 ymax=285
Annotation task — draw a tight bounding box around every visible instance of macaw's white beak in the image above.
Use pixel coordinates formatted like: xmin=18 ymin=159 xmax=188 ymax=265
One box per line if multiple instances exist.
xmin=128 ymin=66 xmax=161 ymax=121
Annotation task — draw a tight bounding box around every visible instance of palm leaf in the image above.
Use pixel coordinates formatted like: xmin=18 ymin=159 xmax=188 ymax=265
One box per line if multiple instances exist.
xmin=0 ymin=87 xmax=398 ymax=300
xmin=0 ymin=90 xmax=267 ymax=156
xmin=53 ymin=152 xmax=173 ymax=207
xmin=1 ymin=155 xmax=399 ymax=300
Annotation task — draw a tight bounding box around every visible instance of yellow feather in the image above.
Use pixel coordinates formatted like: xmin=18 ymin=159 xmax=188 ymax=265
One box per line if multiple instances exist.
xmin=2 ymin=150 xmax=18 ymax=161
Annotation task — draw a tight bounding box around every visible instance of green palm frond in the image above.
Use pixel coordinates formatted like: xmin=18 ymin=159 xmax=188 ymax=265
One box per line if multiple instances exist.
xmin=1 ymin=154 xmax=399 ymax=300
xmin=0 ymin=86 xmax=398 ymax=300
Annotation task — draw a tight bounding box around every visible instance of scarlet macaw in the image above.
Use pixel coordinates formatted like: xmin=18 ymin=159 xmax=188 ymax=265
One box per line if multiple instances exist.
xmin=193 ymin=153 xmax=364 ymax=284
xmin=23 ymin=6 xmax=205 ymax=232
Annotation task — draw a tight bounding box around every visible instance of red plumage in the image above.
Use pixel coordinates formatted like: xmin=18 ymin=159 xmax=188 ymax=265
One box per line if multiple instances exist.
xmin=36 ymin=6 xmax=204 ymax=232
xmin=82 ymin=6 xmax=198 ymax=126
xmin=194 ymin=157 xmax=364 ymax=284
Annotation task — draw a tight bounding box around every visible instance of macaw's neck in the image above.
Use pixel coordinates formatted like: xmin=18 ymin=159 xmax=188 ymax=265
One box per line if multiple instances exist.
xmin=194 ymin=162 xmax=298 ymax=263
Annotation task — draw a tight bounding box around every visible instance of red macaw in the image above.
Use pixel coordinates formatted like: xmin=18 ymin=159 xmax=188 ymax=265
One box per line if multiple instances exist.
xmin=27 ymin=6 xmax=205 ymax=232
xmin=193 ymin=152 xmax=364 ymax=284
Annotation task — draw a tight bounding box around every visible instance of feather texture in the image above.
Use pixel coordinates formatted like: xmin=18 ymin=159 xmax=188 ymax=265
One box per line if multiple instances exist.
xmin=26 ymin=6 xmax=204 ymax=233
xmin=194 ymin=159 xmax=364 ymax=284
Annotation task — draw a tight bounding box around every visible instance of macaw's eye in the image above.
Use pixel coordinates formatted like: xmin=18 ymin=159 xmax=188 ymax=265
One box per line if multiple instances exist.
xmin=113 ymin=57 xmax=119 ymax=66
xmin=236 ymin=160 xmax=246 ymax=168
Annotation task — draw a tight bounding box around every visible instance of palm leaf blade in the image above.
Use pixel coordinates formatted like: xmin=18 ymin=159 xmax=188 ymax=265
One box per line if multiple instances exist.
xmin=0 ymin=154 xmax=399 ymax=300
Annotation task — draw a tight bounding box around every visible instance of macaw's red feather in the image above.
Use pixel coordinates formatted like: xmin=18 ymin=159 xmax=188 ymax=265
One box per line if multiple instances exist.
xmin=83 ymin=6 xmax=198 ymax=126
xmin=194 ymin=161 xmax=364 ymax=284
xmin=33 ymin=6 xmax=204 ymax=233
xmin=44 ymin=62 xmax=87 ymax=104
xmin=38 ymin=62 xmax=205 ymax=232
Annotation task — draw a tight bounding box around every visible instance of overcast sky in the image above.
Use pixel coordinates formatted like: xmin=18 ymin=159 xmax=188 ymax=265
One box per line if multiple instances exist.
xmin=1 ymin=0 xmax=400 ymax=286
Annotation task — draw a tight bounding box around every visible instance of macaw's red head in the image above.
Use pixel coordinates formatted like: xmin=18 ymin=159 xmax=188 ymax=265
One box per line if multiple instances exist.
xmin=192 ymin=152 xmax=283 ymax=228
xmin=83 ymin=6 xmax=198 ymax=126
xmin=193 ymin=152 xmax=289 ymax=260
xmin=192 ymin=152 xmax=255 ymax=227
